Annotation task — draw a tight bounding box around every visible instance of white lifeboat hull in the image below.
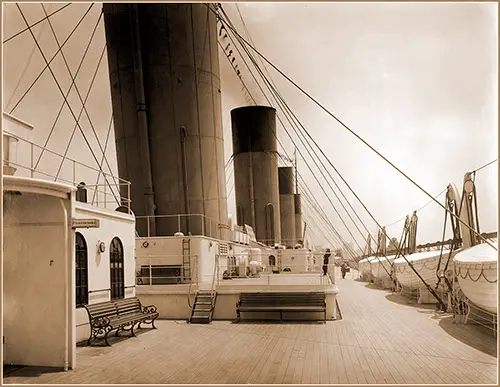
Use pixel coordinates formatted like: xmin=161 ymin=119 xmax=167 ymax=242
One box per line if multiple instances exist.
xmin=453 ymin=242 xmax=497 ymax=314
xmin=393 ymin=250 xmax=455 ymax=289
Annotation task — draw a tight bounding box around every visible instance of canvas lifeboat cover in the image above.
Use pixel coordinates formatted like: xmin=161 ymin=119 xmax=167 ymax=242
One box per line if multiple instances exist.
xmin=454 ymin=241 xmax=498 ymax=264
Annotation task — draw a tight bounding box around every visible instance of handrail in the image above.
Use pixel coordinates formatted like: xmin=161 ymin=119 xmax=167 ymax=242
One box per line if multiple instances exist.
xmin=3 ymin=130 xmax=129 ymax=184
xmin=210 ymin=255 xmax=219 ymax=310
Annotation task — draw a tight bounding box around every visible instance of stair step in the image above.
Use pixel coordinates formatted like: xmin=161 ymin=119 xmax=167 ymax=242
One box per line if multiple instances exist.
xmin=195 ymin=301 xmax=212 ymax=305
xmin=193 ymin=310 xmax=211 ymax=315
xmin=191 ymin=318 xmax=210 ymax=324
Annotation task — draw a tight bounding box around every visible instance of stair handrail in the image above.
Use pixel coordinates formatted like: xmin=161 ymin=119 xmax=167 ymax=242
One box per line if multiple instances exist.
xmin=187 ymin=255 xmax=197 ymax=309
xmin=209 ymin=255 xmax=219 ymax=310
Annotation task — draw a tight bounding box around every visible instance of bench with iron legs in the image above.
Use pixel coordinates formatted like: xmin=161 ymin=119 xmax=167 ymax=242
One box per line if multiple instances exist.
xmin=84 ymin=297 xmax=159 ymax=346
xmin=236 ymin=292 xmax=327 ymax=323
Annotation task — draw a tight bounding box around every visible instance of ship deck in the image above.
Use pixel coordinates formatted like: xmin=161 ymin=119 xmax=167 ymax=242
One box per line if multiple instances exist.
xmin=3 ymin=269 xmax=497 ymax=384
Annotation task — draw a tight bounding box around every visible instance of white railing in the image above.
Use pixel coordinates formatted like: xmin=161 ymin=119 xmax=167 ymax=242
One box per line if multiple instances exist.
xmin=3 ymin=130 xmax=131 ymax=213
xmin=135 ymin=254 xmax=199 ymax=286
xmin=217 ymin=262 xmax=334 ymax=288
xmin=136 ymin=214 xmax=221 ymax=238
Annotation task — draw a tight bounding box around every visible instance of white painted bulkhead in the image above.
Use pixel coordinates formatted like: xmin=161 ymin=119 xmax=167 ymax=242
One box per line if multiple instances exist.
xmin=3 ymin=177 xmax=76 ymax=369
xmin=74 ymin=202 xmax=136 ymax=343
xmin=135 ymin=235 xmax=338 ymax=320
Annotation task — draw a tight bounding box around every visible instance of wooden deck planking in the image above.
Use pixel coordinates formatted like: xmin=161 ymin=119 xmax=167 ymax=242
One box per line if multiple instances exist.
xmin=4 ymin=270 xmax=497 ymax=385
xmin=271 ymin=336 xmax=295 ymax=383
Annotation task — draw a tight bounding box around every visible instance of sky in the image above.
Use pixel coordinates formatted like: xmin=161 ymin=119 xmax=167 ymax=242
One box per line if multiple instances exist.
xmin=2 ymin=2 xmax=498 ymax=251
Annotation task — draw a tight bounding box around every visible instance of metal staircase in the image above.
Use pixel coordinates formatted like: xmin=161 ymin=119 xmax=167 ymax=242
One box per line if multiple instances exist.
xmin=189 ymin=290 xmax=217 ymax=324
xmin=189 ymin=245 xmax=226 ymax=324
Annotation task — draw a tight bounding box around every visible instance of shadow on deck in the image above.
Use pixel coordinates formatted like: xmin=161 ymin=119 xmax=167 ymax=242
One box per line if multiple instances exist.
xmin=438 ymin=315 xmax=497 ymax=358
xmin=384 ymin=292 xmax=497 ymax=357
xmin=385 ymin=293 xmax=437 ymax=309
xmin=3 ymin=365 xmax=65 ymax=379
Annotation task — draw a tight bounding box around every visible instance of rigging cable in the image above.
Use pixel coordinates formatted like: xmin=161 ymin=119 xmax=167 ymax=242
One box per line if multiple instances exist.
xmin=221 ymin=7 xmax=380 ymax=255
xmin=219 ymin=11 xmax=367 ymax=256
xmin=53 ymin=45 xmax=108 ymax=182
xmin=41 ymin=4 xmax=118 ymax=192
xmin=217 ymin=39 xmax=256 ymax=105
xmin=224 ymin=10 xmax=349 ymax=256
xmin=15 ymin=3 xmax=119 ymax=206
xmin=3 ymin=3 xmax=72 ymax=44
xmin=385 ymin=187 xmax=448 ymax=228
xmin=9 ymin=3 xmax=94 ymax=114
xmin=5 ymin=14 xmax=48 ymax=110
xmin=215 ymin=6 xmax=447 ymax=300
xmin=91 ymin=114 xmax=114 ymax=204
xmin=472 ymin=158 xmax=497 ymax=174
xmin=224 ymin=10 xmax=449 ymax=276
xmin=34 ymin=8 xmax=103 ymax=171
xmin=213 ymin=4 xmax=496 ymax=252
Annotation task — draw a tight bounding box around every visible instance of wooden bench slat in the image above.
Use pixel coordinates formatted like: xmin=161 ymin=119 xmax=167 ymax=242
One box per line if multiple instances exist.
xmin=236 ymin=292 xmax=327 ymax=323
xmin=83 ymin=297 xmax=159 ymax=346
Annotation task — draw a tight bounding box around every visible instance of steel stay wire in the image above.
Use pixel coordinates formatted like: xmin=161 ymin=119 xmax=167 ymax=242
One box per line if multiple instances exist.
xmin=16 ymin=4 xmax=120 ymax=206
xmin=220 ymin=6 xmax=388 ymax=261
xmin=213 ymin=4 xmax=496 ymax=253
xmin=91 ymin=114 xmax=114 ymax=205
xmin=223 ymin=10 xmax=390 ymax=273
xmin=216 ymin=7 xmax=446 ymax=303
xmin=5 ymin=15 xmax=48 ymax=110
xmin=220 ymin=11 xmax=367 ymax=258
xmin=223 ymin=11 xmax=461 ymax=279
xmin=3 ymin=3 xmax=72 ymax=44
xmin=9 ymin=3 xmax=94 ymax=114
xmin=34 ymin=9 xmax=103 ymax=171
xmin=217 ymin=21 xmax=353 ymax=252
xmin=41 ymin=4 xmax=118 ymax=194
xmin=53 ymin=44 xmax=109 ymax=185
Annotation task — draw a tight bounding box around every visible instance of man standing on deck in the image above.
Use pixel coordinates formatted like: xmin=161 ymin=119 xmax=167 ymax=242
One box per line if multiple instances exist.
xmin=323 ymin=248 xmax=331 ymax=276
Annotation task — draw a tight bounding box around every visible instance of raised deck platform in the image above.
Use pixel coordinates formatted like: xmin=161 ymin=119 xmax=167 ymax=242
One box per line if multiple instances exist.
xmin=4 ymin=269 xmax=496 ymax=384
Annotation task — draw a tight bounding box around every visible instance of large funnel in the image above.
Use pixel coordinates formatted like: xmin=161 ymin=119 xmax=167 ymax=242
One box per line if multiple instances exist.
xmin=231 ymin=106 xmax=281 ymax=246
xmin=294 ymin=193 xmax=303 ymax=245
xmin=104 ymin=3 xmax=227 ymax=237
xmin=278 ymin=166 xmax=295 ymax=247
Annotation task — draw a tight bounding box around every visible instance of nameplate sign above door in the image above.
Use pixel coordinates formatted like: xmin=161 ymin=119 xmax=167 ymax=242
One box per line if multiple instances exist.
xmin=72 ymin=218 xmax=100 ymax=229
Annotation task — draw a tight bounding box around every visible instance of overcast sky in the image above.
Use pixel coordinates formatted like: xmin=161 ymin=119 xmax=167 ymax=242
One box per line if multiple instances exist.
xmin=3 ymin=2 xmax=498 ymax=250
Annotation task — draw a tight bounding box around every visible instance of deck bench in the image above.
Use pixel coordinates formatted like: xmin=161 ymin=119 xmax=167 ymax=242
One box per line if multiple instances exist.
xmin=236 ymin=292 xmax=326 ymax=323
xmin=84 ymin=297 xmax=159 ymax=346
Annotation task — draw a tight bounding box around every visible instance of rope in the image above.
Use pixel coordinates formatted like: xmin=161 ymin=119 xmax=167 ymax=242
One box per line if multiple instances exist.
xmin=213 ymin=4 xmax=496 ymax=253
xmin=386 ymin=187 xmax=447 ymax=228
xmin=217 ymin=40 xmax=256 ymax=105
xmin=9 ymin=4 xmax=93 ymax=114
xmin=472 ymin=158 xmax=497 ymax=174
xmin=456 ymin=265 xmax=497 ymax=283
xmin=34 ymin=9 xmax=103 ymax=171
xmin=3 ymin=3 xmax=72 ymax=44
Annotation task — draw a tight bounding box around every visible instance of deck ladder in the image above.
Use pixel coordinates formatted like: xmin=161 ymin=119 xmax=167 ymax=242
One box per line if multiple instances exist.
xmin=189 ymin=243 xmax=227 ymax=324
xmin=182 ymin=238 xmax=191 ymax=282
